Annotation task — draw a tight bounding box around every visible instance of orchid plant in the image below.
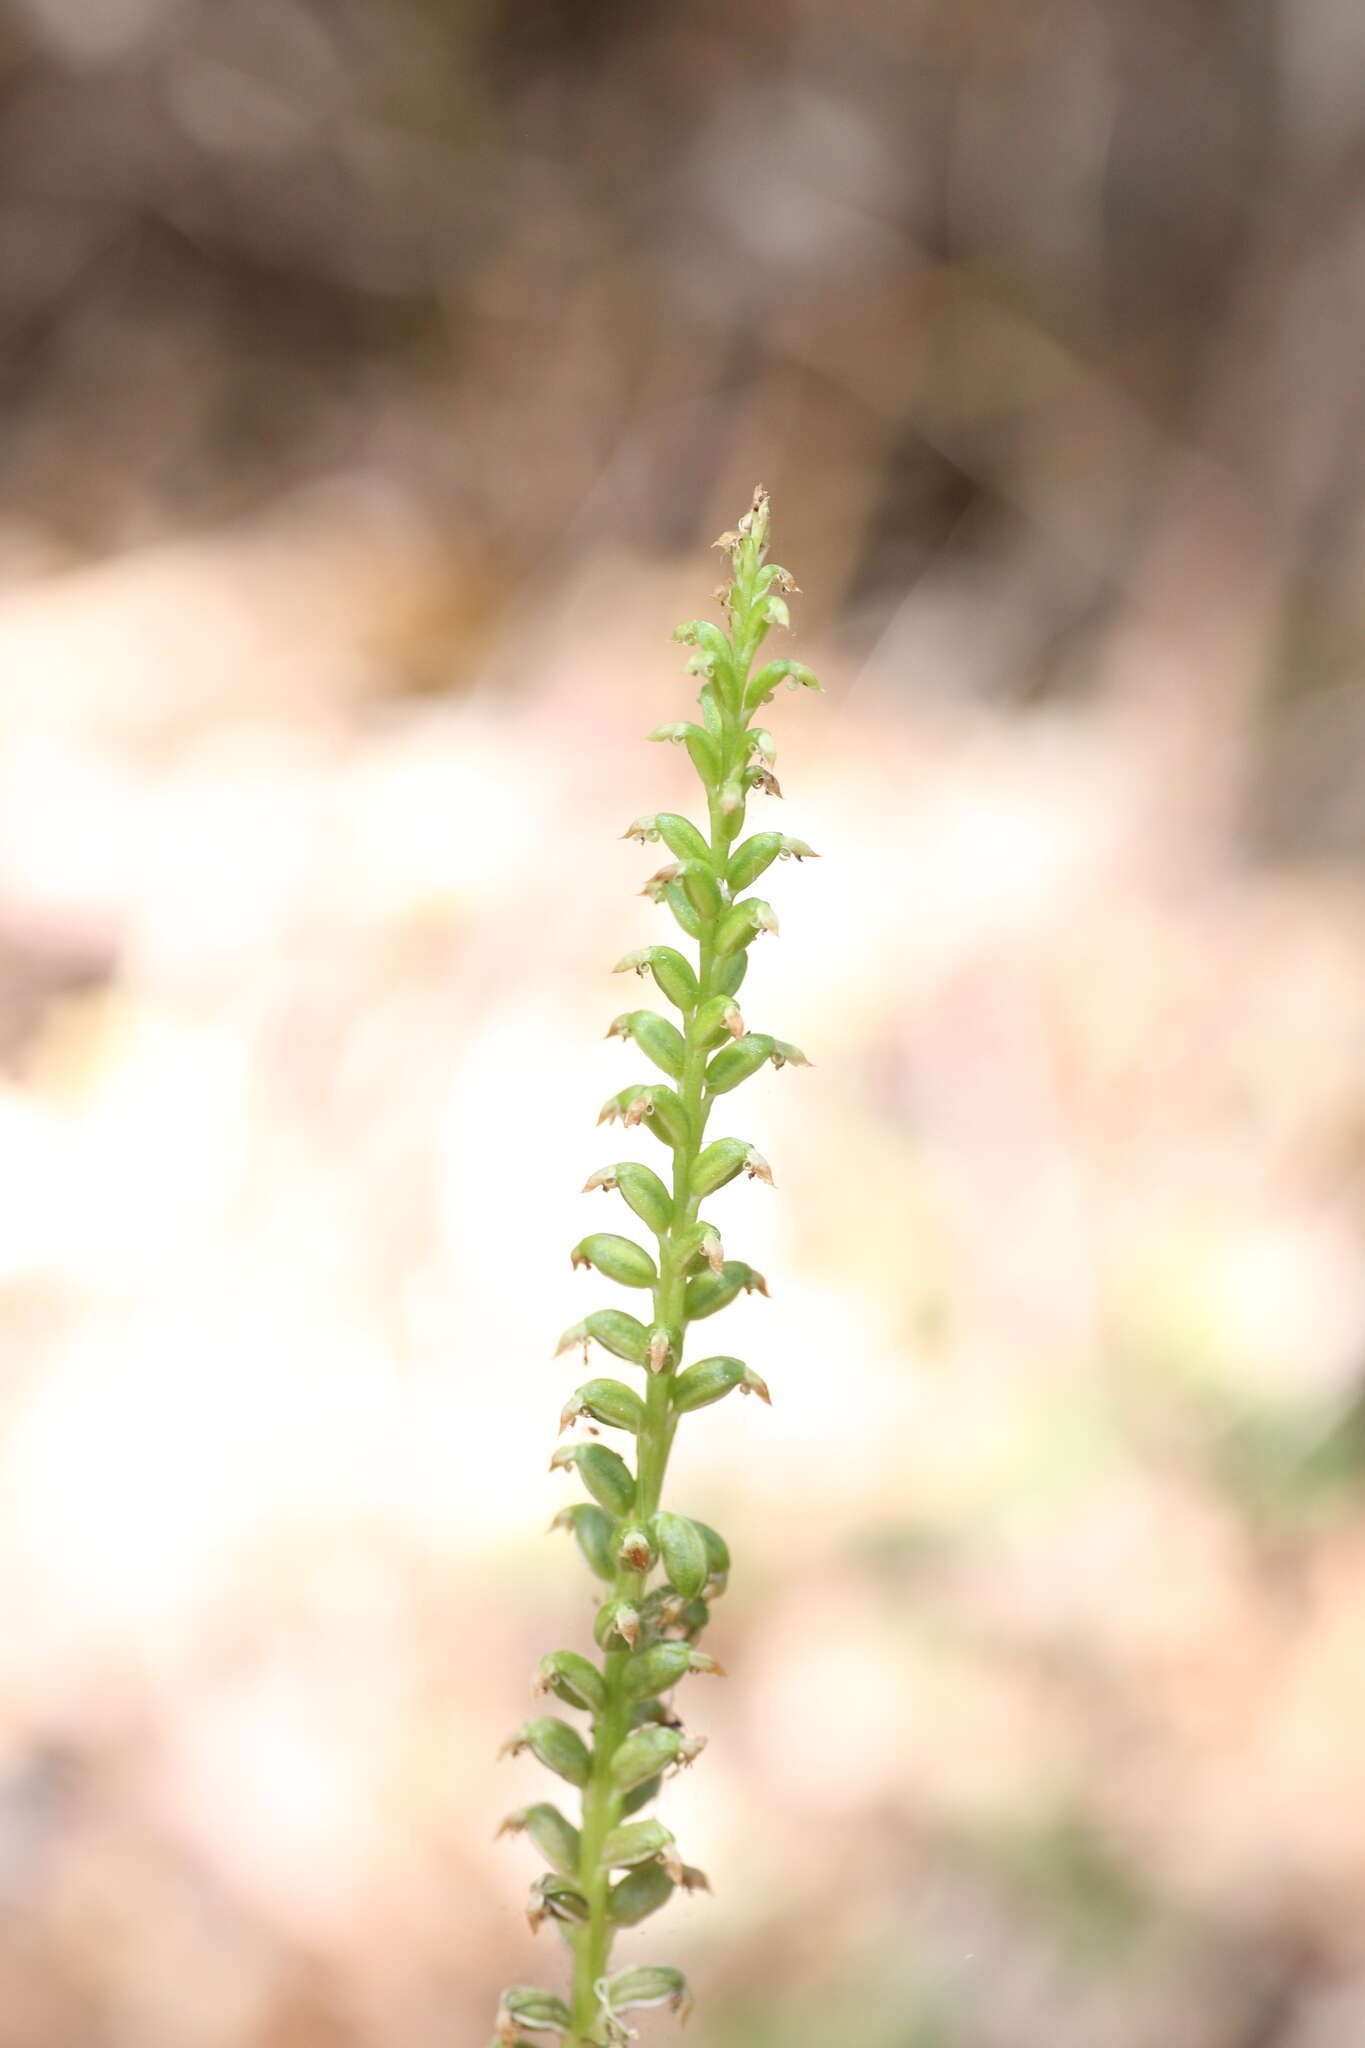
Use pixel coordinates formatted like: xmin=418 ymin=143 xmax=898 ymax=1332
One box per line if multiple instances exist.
xmin=493 ymin=488 xmax=820 ymax=2048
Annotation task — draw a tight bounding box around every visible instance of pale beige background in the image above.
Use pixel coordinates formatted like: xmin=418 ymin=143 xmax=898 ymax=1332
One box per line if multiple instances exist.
xmin=3 ymin=5 xmax=1365 ymax=2046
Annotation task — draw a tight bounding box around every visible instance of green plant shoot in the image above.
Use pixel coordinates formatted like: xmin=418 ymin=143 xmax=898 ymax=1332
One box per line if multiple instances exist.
xmin=493 ymin=488 xmax=820 ymax=2048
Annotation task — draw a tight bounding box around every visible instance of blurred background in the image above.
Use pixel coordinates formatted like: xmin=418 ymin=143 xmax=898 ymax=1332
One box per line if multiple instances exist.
xmin=2 ymin=1 xmax=1365 ymax=2044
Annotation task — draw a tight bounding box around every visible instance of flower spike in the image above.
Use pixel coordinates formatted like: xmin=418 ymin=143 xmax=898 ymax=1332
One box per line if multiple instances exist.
xmin=492 ymin=492 xmax=820 ymax=2044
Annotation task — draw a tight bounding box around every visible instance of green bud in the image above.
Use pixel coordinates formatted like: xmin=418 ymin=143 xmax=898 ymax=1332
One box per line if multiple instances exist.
xmin=570 ymin=1233 xmax=657 ymax=1289
xmin=525 ymin=1875 xmax=590 ymax=1933
xmin=715 ymin=899 xmax=779 ymax=958
xmin=495 ymin=1987 xmax=572 ymax=2042
xmin=619 ymin=1773 xmax=662 ymax=1817
xmin=560 ymin=1378 xmax=647 ymax=1435
xmin=499 ymin=1717 xmax=592 ymax=1788
xmin=672 ymin=618 xmax=734 ymax=687
xmin=646 ymin=720 xmax=722 ymax=785
xmin=615 ymin=1524 xmax=656 ymax=1572
xmin=548 ymin=1501 xmax=617 ymax=1581
xmin=598 ymin=1082 xmax=689 ymax=1150
xmin=608 ymin=1860 xmax=675 ymax=1927
xmin=763 ymin=593 xmax=790 ymax=630
xmin=718 ymin=776 xmax=747 ymax=819
xmin=641 ymin=1084 xmax=690 ymax=1150
xmin=582 ymin=1162 xmax=672 ymax=1236
xmin=621 ymin=1640 xmax=723 ymax=1700
xmin=691 ymin=995 xmax=746 ymax=1050
xmin=726 ymin=831 xmax=782 ymax=890
xmin=744 ymin=656 xmax=822 ymax=713
xmin=597 ymin=1084 xmax=648 ymax=1129
xmin=649 ymin=812 xmax=711 ymax=864
xmin=604 ymin=1011 xmax=685 ymax=1079
xmin=673 ymin=1220 xmax=724 ymax=1276
xmin=691 ymin=1519 xmax=731 ymax=1581
xmin=705 ymin=1033 xmax=776 ymax=1093
xmin=670 ymin=1354 xmax=745 ymax=1413
xmin=621 ymin=1641 xmax=690 ymax=1700
xmin=717 ymin=949 xmax=747 ymax=997
xmin=685 ymin=727 xmax=721 ymax=783
xmin=691 ymin=1137 xmax=774 ymax=1195
xmin=748 ymin=726 xmax=776 ymax=764
xmin=594 ymin=1598 xmax=642 ymax=1650
xmin=496 ymin=1802 xmax=580 ymax=1877
xmin=605 ymin=1966 xmax=692 ymax=2020
xmin=652 ymin=1511 xmax=709 ymax=1600
xmin=686 ymin=1140 xmax=740 ymax=1199
xmin=612 ymin=944 xmax=699 ymax=1011
xmin=581 ymin=1309 xmax=651 ymax=1368
xmin=678 ymin=861 xmax=724 ymax=921
xmin=757 ymin=561 xmax=799 ymax=593
xmin=549 ymin=1439 xmax=636 ymax=1515
xmin=534 ymin=1651 xmax=606 ymax=1715
xmin=664 ymin=881 xmax=703 ymax=939
xmin=599 ymin=1817 xmax=681 ymax=1878
xmin=609 ymin=1725 xmax=683 ymax=1794
xmin=698 ymin=678 xmax=724 ymax=735
xmin=685 ymin=1260 xmax=769 ymax=1319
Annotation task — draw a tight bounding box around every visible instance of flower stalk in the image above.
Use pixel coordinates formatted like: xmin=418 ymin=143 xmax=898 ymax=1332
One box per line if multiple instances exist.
xmin=493 ymin=488 xmax=820 ymax=2048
